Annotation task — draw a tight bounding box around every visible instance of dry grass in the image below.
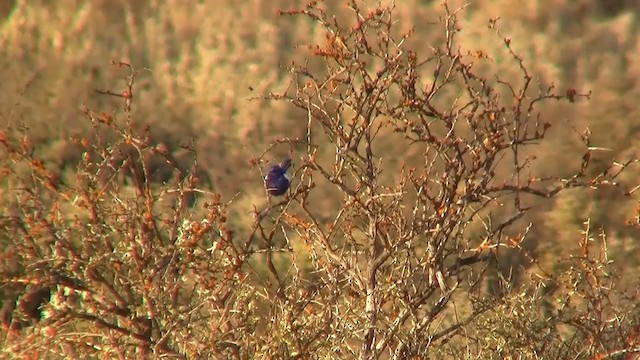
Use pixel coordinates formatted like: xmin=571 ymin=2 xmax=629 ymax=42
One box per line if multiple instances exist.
xmin=1 ymin=0 xmax=640 ymax=358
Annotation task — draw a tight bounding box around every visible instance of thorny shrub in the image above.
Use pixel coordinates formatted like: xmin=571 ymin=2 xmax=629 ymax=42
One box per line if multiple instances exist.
xmin=0 ymin=1 xmax=639 ymax=359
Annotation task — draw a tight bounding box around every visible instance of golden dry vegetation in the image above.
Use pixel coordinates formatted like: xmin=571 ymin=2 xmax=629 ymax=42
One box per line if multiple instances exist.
xmin=1 ymin=0 xmax=640 ymax=358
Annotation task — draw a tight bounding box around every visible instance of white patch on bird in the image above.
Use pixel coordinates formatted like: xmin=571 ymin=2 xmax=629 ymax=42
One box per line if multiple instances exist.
xmin=284 ymin=173 xmax=291 ymax=181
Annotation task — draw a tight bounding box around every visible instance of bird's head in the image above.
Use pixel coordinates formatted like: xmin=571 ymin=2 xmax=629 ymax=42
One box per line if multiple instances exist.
xmin=264 ymin=158 xmax=292 ymax=196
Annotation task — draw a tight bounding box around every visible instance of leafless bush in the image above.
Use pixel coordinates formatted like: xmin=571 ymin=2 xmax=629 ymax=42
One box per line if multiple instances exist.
xmin=0 ymin=63 xmax=237 ymax=359
xmin=0 ymin=1 xmax=638 ymax=359
xmin=461 ymin=220 xmax=640 ymax=359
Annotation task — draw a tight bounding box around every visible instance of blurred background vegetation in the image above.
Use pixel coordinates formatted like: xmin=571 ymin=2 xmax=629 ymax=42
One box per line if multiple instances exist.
xmin=1 ymin=0 xmax=639 ymax=282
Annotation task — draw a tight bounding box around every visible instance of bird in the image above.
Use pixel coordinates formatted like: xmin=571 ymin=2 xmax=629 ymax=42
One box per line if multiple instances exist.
xmin=264 ymin=158 xmax=291 ymax=196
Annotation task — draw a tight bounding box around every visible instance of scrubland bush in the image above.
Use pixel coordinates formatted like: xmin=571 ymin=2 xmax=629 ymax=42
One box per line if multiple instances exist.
xmin=1 ymin=1 xmax=639 ymax=359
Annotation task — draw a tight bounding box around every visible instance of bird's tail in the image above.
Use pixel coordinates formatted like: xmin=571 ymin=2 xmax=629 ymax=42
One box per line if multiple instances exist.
xmin=280 ymin=158 xmax=292 ymax=170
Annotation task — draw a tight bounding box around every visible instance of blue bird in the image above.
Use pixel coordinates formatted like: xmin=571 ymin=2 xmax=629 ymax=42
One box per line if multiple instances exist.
xmin=264 ymin=158 xmax=291 ymax=196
